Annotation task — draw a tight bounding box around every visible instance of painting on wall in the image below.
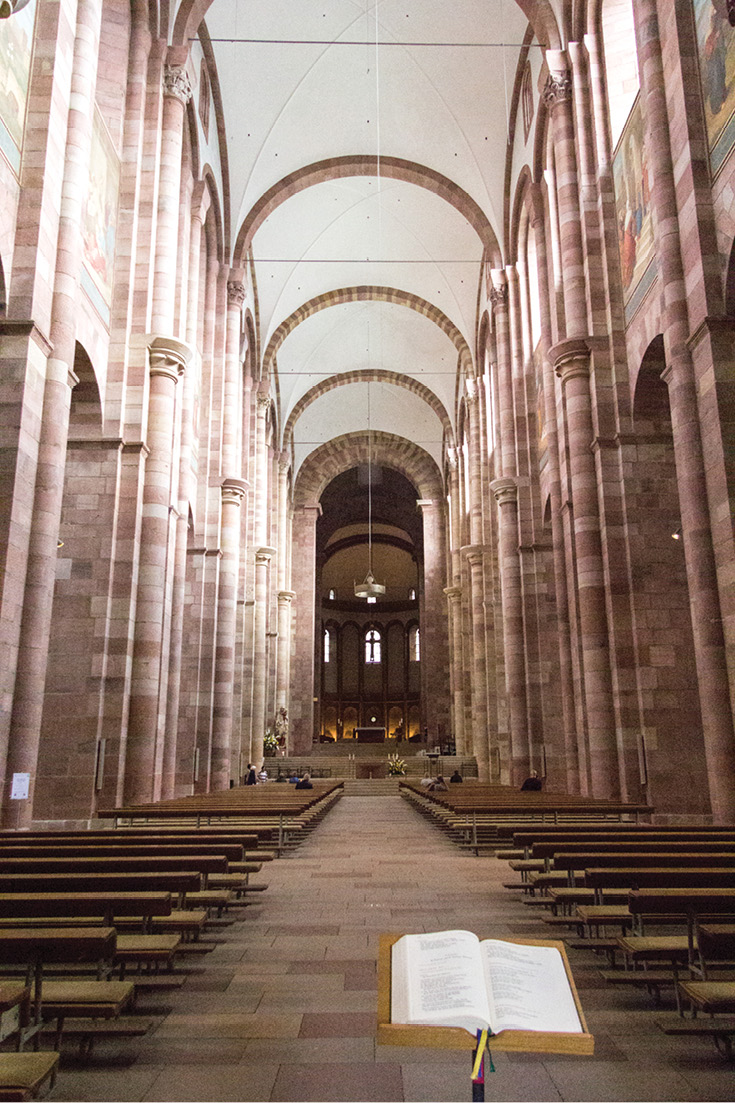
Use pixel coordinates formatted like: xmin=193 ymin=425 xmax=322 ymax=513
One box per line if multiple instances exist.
xmin=694 ymin=0 xmax=735 ymax=173
xmin=612 ymin=95 xmax=655 ymax=313
xmin=81 ymin=107 xmax=120 ymax=317
xmin=0 ymin=0 xmax=36 ymax=171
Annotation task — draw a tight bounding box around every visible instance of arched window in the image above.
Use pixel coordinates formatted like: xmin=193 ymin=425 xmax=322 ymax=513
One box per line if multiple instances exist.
xmin=328 ymin=588 xmax=336 ymax=600
xmin=365 ymin=628 xmax=381 ymax=664
xmin=408 ymin=587 xmax=416 ymax=601
xmin=324 ymin=628 xmax=331 ymax=663
xmin=409 ymin=625 xmax=420 ymax=662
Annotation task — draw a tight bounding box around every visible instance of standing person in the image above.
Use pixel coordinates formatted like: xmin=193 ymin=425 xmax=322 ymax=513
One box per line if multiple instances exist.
xmin=245 ymin=763 xmax=257 ymax=786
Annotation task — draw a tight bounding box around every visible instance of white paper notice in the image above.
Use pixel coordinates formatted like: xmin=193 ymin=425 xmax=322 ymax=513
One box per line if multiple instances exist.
xmin=10 ymin=773 xmax=30 ymax=800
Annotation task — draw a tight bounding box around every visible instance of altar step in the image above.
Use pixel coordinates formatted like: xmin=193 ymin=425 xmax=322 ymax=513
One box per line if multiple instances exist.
xmin=342 ymin=778 xmax=401 ymax=796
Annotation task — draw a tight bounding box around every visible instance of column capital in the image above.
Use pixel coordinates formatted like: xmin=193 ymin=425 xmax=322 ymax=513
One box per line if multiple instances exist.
xmin=146 ymin=335 xmax=192 ymax=381
xmin=163 ymin=63 xmax=192 ymax=105
xmin=444 ymin=585 xmax=462 ymax=602
xmin=415 ymin=498 xmax=435 ymax=511
xmin=190 ymin=180 xmax=211 ymax=225
xmin=278 ymin=589 xmax=297 ymax=605
xmin=278 ymin=451 xmax=291 ymax=473
xmin=542 ymin=58 xmax=572 ymax=110
xmin=487 ymin=268 xmax=508 ymax=310
xmin=256 ymin=388 xmax=271 ymax=412
xmin=549 ymin=336 xmax=591 ymax=382
xmin=461 ymin=543 xmax=486 ymax=566
xmin=489 ymin=477 xmax=518 ymax=506
xmin=221 ymin=477 xmax=248 ymax=505
xmin=226 ymin=280 xmax=246 ymax=309
xmin=294 ymin=500 xmax=322 ymax=517
xmin=255 ymin=545 xmax=276 ymax=566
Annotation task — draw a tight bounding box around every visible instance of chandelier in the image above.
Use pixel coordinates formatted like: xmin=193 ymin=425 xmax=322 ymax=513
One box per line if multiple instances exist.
xmin=355 ymin=381 xmax=386 ymax=600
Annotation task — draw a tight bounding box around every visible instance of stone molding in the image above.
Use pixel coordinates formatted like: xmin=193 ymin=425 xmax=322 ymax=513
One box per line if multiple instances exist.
xmin=147 ymin=335 xmax=192 ymax=381
xmin=549 ymin=336 xmax=591 ymax=383
xmin=163 ymin=64 xmax=192 ymax=105
xmin=415 ymin=498 xmax=435 ymax=510
xmin=0 ymin=318 xmax=53 ymax=356
xmin=686 ymin=315 xmax=735 ymax=353
xmin=489 ymin=476 xmax=518 ymax=505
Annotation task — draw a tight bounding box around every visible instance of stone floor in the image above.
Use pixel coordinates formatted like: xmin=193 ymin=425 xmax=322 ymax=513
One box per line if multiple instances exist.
xmin=49 ymin=795 xmax=734 ymax=1102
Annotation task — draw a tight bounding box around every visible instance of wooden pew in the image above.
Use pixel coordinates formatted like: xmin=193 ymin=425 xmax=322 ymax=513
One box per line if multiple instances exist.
xmin=0 ymin=1052 xmax=59 ymax=1101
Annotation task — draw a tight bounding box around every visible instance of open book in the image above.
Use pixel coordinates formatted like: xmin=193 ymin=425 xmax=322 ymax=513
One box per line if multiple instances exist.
xmin=391 ymin=930 xmax=583 ymax=1036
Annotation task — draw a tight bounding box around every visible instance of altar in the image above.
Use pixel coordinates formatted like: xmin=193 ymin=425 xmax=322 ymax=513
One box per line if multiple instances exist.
xmin=355 ymin=727 xmax=386 ymax=743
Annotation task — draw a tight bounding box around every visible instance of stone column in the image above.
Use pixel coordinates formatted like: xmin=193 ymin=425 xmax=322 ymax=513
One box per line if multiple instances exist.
xmin=1 ymin=0 xmax=103 ymax=825
xmin=276 ymin=591 xmax=296 ymax=723
xmin=251 ymin=546 xmax=275 ymax=762
xmin=462 ymin=546 xmax=490 ymax=780
xmin=211 ymin=479 xmax=247 ymax=787
xmin=417 ymin=498 xmax=450 ymax=745
xmin=290 ymin=503 xmax=321 ymax=753
xmin=443 ymin=586 xmax=466 ymax=755
xmin=489 ymin=478 xmax=530 ymax=784
xmin=151 ymin=51 xmax=191 ymax=334
xmin=550 ymin=338 xmax=619 ymax=797
xmin=634 ymin=0 xmax=735 ymax=822
xmin=161 ymin=184 xmax=210 ymax=798
xmin=530 ymin=189 xmax=580 ymax=791
xmin=124 ymin=337 xmax=190 ymax=803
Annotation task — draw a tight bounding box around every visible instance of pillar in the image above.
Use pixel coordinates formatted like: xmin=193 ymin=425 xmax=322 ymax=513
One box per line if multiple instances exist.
xmin=634 ymin=0 xmax=735 ymax=822
xmin=124 ymin=336 xmax=190 ymax=803
xmin=1 ymin=0 xmax=103 ymax=825
xmin=290 ymin=503 xmax=321 ymax=753
xmin=550 ymin=338 xmax=619 ymax=797
xmin=443 ymin=586 xmax=466 ymax=756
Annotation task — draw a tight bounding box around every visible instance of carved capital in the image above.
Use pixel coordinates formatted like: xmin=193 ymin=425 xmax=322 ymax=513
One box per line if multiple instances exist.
xmin=163 ymin=63 xmax=192 ymax=105
xmin=461 ymin=543 xmax=485 ymax=567
xmin=490 ymin=477 xmax=518 ymax=506
xmin=256 ymin=389 xmax=271 ymax=412
xmin=549 ymin=336 xmax=590 ymax=383
xmin=147 ymin=335 xmax=192 ymax=381
xmin=542 ymin=71 xmax=572 ymax=109
xmin=221 ymin=477 xmax=248 ymax=506
xmin=488 ymin=284 xmax=508 ymax=310
xmin=278 ymin=451 xmax=291 ymax=474
xmin=444 ymin=585 xmax=462 ymax=603
xmin=278 ymin=589 xmax=296 ymax=605
xmin=255 ymin=545 xmax=276 ymax=566
xmin=227 ymin=280 xmax=246 ymax=309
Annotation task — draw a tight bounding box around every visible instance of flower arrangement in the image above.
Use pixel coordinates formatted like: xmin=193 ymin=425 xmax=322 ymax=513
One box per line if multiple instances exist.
xmin=263 ymin=729 xmax=278 ymax=756
xmin=387 ymin=754 xmax=407 ymax=776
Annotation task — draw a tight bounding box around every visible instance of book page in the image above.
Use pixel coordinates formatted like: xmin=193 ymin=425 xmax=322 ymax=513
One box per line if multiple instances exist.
xmin=391 ymin=930 xmax=491 ymax=1033
xmin=479 ymin=940 xmax=583 ymax=1035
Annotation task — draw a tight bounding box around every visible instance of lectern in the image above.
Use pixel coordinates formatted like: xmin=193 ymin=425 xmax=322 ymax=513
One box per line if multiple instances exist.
xmin=377 ymin=934 xmax=594 ymax=1102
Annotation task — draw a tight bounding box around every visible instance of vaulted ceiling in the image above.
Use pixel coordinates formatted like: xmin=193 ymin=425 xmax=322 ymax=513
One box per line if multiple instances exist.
xmin=199 ymin=1 xmax=544 ymax=477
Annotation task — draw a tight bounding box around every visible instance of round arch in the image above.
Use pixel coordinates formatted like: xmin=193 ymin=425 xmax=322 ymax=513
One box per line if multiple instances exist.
xmin=264 ymin=285 xmax=472 ymax=380
xmin=283 ymin=369 xmax=454 ymax=452
xmin=293 ymin=431 xmax=444 ymax=508
xmin=172 ymin=0 xmax=562 ymax=53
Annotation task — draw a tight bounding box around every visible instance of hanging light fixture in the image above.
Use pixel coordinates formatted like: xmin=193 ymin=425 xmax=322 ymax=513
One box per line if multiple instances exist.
xmin=355 ymin=380 xmax=386 ymax=600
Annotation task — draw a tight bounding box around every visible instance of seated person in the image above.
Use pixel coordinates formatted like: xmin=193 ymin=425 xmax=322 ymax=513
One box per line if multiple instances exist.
xmin=258 ymin=766 xmax=269 ymax=782
xmin=449 ymin=770 xmax=463 ymax=783
xmin=419 ymin=775 xmax=433 ymax=787
xmin=294 ymin=771 xmax=313 ymax=790
xmin=288 ymin=771 xmax=299 ymax=783
xmin=428 ymin=775 xmax=448 ymax=791
xmin=520 ymin=769 xmax=542 ymax=791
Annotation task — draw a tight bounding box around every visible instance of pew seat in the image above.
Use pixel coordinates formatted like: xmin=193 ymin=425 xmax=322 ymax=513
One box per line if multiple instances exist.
xmin=113 ymin=934 xmax=181 ymax=976
xmin=0 ymin=1052 xmax=58 ymax=1101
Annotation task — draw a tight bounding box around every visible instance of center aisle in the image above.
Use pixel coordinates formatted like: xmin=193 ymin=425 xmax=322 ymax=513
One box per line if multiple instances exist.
xmin=55 ymin=795 xmax=732 ymax=1103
